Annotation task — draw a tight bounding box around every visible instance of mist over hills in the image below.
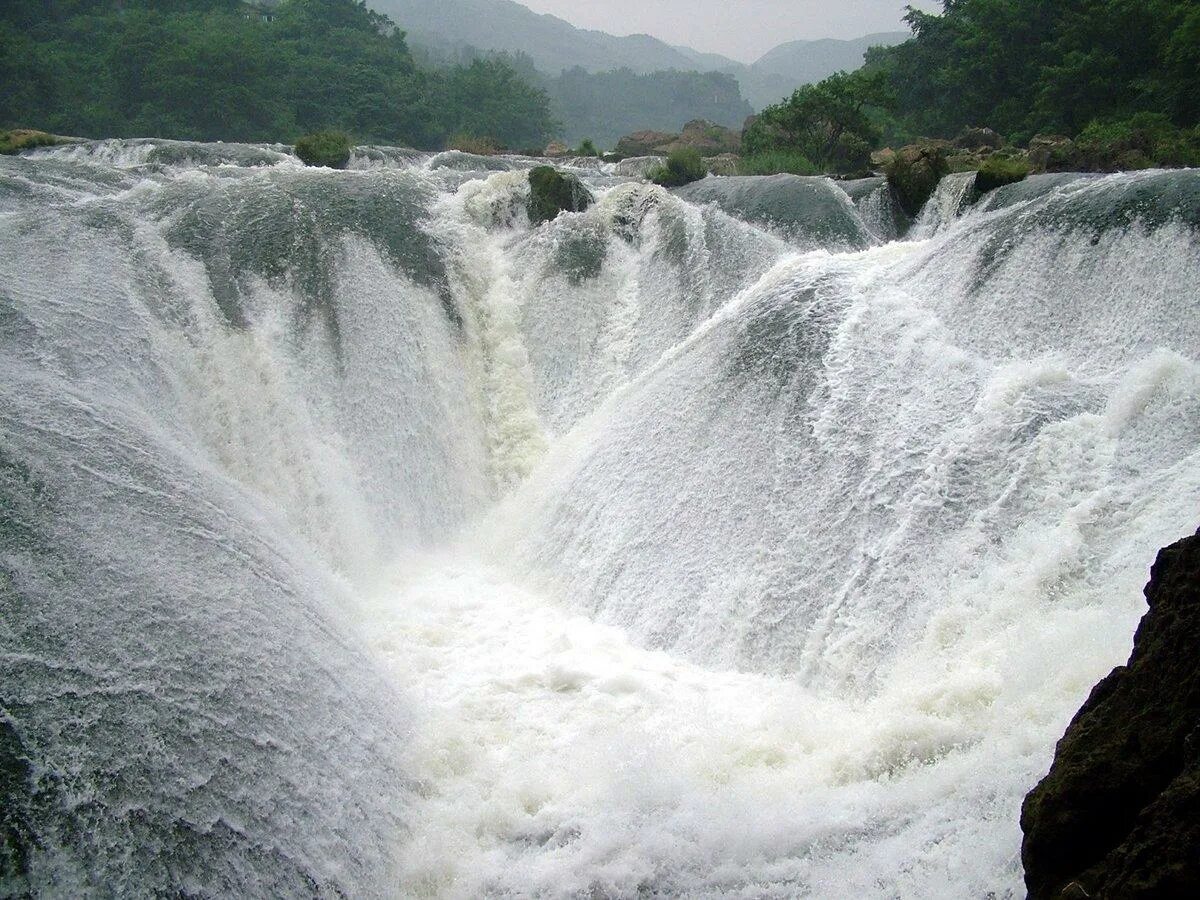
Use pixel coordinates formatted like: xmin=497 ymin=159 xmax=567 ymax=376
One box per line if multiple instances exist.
xmin=370 ymin=0 xmax=908 ymax=110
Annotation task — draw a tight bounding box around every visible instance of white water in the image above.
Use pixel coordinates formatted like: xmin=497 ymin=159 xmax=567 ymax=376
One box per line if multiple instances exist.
xmin=3 ymin=145 xmax=1199 ymax=897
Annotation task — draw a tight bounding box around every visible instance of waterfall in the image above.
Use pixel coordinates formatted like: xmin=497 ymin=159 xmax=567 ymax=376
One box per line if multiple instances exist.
xmin=3 ymin=142 xmax=1198 ymax=897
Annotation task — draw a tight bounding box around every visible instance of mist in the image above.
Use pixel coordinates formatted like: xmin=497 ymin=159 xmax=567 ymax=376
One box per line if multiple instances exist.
xmin=516 ymin=0 xmax=941 ymax=61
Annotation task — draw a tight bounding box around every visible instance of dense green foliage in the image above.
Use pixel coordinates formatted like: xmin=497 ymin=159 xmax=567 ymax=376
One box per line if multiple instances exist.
xmin=867 ymin=0 xmax=1200 ymax=143
xmin=743 ymin=71 xmax=891 ymax=173
xmin=650 ymin=148 xmax=708 ymax=188
xmin=1070 ymin=113 xmax=1200 ymax=170
xmin=743 ymin=0 xmax=1199 ymax=175
xmin=294 ymin=130 xmax=352 ymax=168
xmin=974 ymin=155 xmax=1031 ymax=192
xmin=0 ymin=0 xmax=555 ymax=149
xmin=737 ymin=151 xmax=818 ymax=176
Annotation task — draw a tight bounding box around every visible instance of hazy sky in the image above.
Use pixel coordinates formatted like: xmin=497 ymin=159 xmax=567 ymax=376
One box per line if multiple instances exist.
xmin=516 ymin=1 xmax=941 ymax=62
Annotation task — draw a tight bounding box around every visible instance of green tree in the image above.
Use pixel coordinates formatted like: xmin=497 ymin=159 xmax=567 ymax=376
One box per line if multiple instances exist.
xmin=743 ymin=70 xmax=892 ymax=173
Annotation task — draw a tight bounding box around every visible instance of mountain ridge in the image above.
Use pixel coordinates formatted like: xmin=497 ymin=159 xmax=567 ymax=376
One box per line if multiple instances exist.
xmin=369 ymin=0 xmax=909 ymax=108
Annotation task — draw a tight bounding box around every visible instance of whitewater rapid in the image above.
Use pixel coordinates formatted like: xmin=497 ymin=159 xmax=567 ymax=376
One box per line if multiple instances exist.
xmin=2 ymin=141 xmax=1199 ymax=898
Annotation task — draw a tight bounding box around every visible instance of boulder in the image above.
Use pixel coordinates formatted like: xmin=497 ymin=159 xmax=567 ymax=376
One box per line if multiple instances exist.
xmin=1021 ymin=528 xmax=1200 ymax=899
xmin=527 ymin=166 xmax=594 ymax=225
xmin=884 ymin=141 xmax=951 ymax=216
xmin=1028 ymin=134 xmax=1075 ymax=172
xmin=294 ymin=131 xmax=352 ymax=169
xmin=615 ymin=130 xmax=678 ymax=158
xmin=704 ymin=153 xmax=741 ymax=176
xmin=871 ymin=147 xmax=897 ymax=169
xmin=973 ymin=155 xmax=1031 ymax=193
xmin=543 ymin=141 xmax=570 ymax=158
xmin=954 ymin=126 xmax=1004 ymax=151
xmin=678 ymin=119 xmax=741 ymax=156
xmin=614 ymin=156 xmax=666 ymax=179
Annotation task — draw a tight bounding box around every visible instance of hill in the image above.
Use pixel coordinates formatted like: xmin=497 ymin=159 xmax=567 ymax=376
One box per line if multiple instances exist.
xmin=371 ymin=0 xmax=907 ymax=110
xmin=370 ymin=0 xmax=741 ymax=76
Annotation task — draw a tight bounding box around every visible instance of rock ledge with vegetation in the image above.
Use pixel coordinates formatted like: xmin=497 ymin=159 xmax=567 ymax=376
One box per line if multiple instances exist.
xmin=1021 ymin=528 xmax=1200 ymax=899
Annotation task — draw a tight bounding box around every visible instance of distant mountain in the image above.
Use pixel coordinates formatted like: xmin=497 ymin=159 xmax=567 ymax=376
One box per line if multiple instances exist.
xmin=370 ymin=0 xmax=743 ymax=76
xmin=743 ymin=32 xmax=910 ymax=107
xmin=370 ymin=0 xmax=910 ymax=136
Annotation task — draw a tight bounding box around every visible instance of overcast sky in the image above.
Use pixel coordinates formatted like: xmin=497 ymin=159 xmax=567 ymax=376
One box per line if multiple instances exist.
xmin=516 ymin=0 xmax=941 ymax=62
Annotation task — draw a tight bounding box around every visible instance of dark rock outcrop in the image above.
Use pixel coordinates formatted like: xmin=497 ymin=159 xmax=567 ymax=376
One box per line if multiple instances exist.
xmin=885 ymin=141 xmax=951 ymax=216
xmin=615 ymin=130 xmax=678 ymax=158
xmin=527 ymin=166 xmax=593 ymax=225
xmin=615 ymin=121 xmax=740 ymax=159
xmin=955 ymin=126 xmax=1004 ymax=151
xmin=1021 ymin=528 xmax=1200 ymax=899
xmin=1028 ymin=134 xmax=1075 ymax=173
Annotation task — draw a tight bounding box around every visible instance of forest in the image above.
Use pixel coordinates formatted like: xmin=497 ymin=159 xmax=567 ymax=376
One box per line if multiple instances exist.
xmin=745 ymin=0 xmax=1200 ymax=173
xmin=0 ymin=0 xmax=556 ymax=149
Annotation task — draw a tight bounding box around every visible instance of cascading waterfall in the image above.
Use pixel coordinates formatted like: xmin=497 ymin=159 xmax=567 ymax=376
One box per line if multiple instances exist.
xmin=2 ymin=140 xmax=1198 ymax=898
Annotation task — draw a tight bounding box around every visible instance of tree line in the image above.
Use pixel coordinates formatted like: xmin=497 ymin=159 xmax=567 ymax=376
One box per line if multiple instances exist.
xmin=0 ymin=0 xmax=556 ymax=149
xmin=746 ymin=0 xmax=1200 ymax=173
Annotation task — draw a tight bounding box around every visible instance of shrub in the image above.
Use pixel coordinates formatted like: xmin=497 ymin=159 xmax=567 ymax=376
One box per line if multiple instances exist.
xmin=974 ymin=156 xmax=1032 ymax=192
xmin=576 ymin=139 xmax=599 ymax=157
xmin=1073 ymin=113 xmax=1200 ymax=171
xmin=294 ymin=131 xmax=353 ymax=169
xmin=737 ymin=150 xmax=818 ymax=176
xmin=649 ymin=148 xmax=707 ymax=187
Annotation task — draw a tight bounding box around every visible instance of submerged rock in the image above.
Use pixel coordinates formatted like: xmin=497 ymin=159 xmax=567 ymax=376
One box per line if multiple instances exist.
xmin=527 ymin=166 xmax=593 ymax=225
xmin=1021 ymin=528 xmax=1200 ymax=899
xmin=885 ymin=141 xmax=951 ymax=216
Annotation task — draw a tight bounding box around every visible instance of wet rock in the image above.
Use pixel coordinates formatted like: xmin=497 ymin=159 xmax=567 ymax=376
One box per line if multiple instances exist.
xmin=543 ymin=141 xmax=570 ymax=158
xmin=1021 ymin=527 xmax=1200 ymax=899
xmin=527 ymin=166 xmax=594 ymax=225
xmin=884 ymin=141 xmax=951 ymax=216
xmin=614 ymin=156 xmax=666 ymax=179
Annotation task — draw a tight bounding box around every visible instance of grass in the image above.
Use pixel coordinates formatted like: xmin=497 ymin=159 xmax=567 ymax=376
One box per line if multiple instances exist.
xmin=0 ymin=129 xmax=67 ymax=155
xmin=736 ymin=150 xmax=818 ymax=176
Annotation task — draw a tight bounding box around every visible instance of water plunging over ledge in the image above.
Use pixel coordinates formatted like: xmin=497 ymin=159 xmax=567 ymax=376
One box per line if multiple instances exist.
xmin=3 ymin=141 xmax=1199 ymax=897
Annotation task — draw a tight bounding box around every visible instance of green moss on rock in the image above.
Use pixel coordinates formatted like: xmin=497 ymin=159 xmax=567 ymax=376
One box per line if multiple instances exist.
xmin=0 ymin=130 xmax=70 ymax=155
xmin=294 ymin=131 xmax=353 ymax=169
xmin=527 ymin=166 xmax=593 ymax=225
xmin=974 ymin=156 xmax=1032 ymax=193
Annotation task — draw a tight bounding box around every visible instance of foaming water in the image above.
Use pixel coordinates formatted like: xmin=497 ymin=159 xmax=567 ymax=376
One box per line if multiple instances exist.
xmin=3 ymin=141 xmax=1199 ymax=897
